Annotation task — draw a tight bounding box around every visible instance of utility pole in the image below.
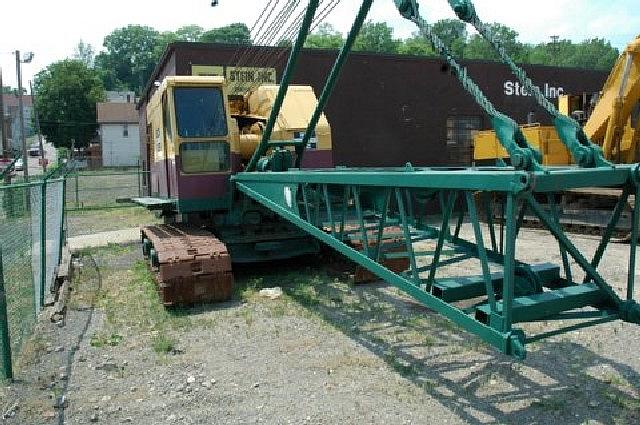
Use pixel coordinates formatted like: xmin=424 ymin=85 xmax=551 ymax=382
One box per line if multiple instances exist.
xmin=29 ymin=80 xmax=46 ymax=172
xmin=15 ymin=50 xmax=28 ymax=181
xmin=0 ymin=67 xmax=7 ymax=158
xmin=550 ymin=35 xmax=559 ymax=67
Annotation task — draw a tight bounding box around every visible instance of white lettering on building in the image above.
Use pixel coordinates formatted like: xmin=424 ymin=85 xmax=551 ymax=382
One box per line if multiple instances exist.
xmin=503 ymin=80 xmax=564 ymax=99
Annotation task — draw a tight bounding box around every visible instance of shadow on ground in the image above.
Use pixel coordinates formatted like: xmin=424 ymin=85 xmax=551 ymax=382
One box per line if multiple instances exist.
xmin=224 ymin=253 xmax=640 ymax=425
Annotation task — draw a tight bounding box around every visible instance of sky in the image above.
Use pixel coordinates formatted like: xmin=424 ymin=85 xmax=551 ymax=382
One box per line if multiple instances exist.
xmin=0 ymin=0 xmax=638 ymax=91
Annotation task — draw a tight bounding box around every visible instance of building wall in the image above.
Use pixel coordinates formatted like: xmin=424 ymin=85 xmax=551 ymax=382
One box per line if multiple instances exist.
xmin=140 ymin=43 xmax=609 ymax=168
xmin=100 ymin=123 xmax=140 ymax=167
xmin=106 ymin=91 xmax=136 ymax=103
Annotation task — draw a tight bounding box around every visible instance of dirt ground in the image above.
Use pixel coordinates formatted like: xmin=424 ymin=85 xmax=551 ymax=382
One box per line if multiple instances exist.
xmin=1 ymin=224 xmax=639 ymax=425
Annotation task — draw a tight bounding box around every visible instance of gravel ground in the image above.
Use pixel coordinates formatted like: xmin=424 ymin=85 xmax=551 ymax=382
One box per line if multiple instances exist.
xmin=2 ymin=224 xmax=640 ymax=424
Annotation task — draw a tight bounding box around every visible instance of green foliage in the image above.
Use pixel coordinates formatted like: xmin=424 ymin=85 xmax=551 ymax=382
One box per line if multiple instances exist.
xmin=200 ymin=23 xmax=251 ymax=44
xmin=432 ymin=19 xmax=466 ymax=57
xmin=304 ymin=23 xmax=344 ymax=49
xmin=464 ymin=23 xmax=528 ymax=62
xmin=33 ymin=59 xmax=104 ymax=149
xmin=95 ymin=25 xmax=160 ymax=94
xmin=398 ymin=33 xmax=434 ymax=56
xmin=151 ymin=333 xmax=176 ymax=354
xmin=353 ymin=21 xmax=401 ymax=54
xmin=86 ymin=19 xmax=620 ymax=96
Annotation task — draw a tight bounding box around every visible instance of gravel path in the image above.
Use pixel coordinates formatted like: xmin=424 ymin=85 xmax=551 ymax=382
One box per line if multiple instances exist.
xmin=3 ymin=224 xmax=640 ymax=424
xmin=67 ymin=228 xmax=140 ymax=251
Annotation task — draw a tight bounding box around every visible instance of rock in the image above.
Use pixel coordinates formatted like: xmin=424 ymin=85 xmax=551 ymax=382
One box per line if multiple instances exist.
xmin=210 ymin=378 xmax=216 ymax=385
xmin=55 ymin=346 xmax=65 ymax=352
xmin=258 ymin=287 xmax=283 ymax=300
xmin=588 ymin=400 xmax=600 ymax=409
xmin=90 ymin=413 xmax=99 ymax=422
xmin=186 ymin=375 xmax=196 ymax=384
xmin=167 ymin=414 xmax=177 ymax=421
xmin=2 ymin=402 xmax=18 ymax=419
xmin=43 ymin=410 xmax=56 ymax=419
xmin=101 ymin=395 xmax=111 ymax=402
xmin=202 ymin=381 xmax=211 ymax=389
xmin=97 ymin=362 xmax=118 ymax=372
xmin=253 ymin=382 xmax=260 ymax=388
xmin=121 ymin=418 xmax=133 ymax=423
xmin=53 ymin=396 xmax=68 ymax=409
xmin=130 ymin=386 xmax=137 ymax=392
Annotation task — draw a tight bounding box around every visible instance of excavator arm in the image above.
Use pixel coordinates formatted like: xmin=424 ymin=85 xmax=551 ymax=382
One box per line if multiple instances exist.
xmin=584 ymin=36 xmax=640 ymax=161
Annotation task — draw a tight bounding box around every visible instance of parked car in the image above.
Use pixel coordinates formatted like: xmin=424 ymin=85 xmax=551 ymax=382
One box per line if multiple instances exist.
xmin=28 ymin=144 xmax=41 ymax=157
xmin=14 ymin=158 xmax=24 ymax=172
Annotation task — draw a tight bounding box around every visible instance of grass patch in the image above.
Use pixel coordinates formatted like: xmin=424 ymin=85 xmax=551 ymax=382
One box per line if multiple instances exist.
xmin=531 ymin=396 xmax=567 ymax=412
xmin=151 ymin=334 xmax=176 ymax=354
xmin=90 ymin=333 xmax=124 ymax=348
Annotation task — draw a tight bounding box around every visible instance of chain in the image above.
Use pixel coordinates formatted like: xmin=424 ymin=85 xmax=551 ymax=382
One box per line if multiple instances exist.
xmin=459 ymin=2 xmax=559 ymax=118
xmin=448 ymin=0 xmax=610 ymax=167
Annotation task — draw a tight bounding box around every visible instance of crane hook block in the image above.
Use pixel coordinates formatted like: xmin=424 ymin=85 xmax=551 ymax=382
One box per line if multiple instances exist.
xmin=449 ymin=0 xmax=475 ymax=23
xmin=395 ymin=0 xmax=418 ymax=20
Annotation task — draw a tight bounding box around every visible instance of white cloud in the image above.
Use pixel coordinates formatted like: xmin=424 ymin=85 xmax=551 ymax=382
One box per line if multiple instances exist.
xmin=1 ymin=0 xmax=637 ymax=89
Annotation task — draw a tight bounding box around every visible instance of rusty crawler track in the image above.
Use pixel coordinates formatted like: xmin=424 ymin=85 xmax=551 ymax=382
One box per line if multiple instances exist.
xmin=141 ymin=224 xmax=234 ymax=306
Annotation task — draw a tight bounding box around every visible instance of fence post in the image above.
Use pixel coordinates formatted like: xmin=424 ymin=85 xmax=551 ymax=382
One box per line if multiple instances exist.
xmin=137 ymin=159 xmax=142 ymax=197
xmin=0 ymin=248 xmax=13 ymax=381
xmin=40 ymin=179 xmax=47 ymax=307
xmin=74 ymin=171 xmax=79 ymax=209
xmin=59 ymin=178 xmax=66 ymax=255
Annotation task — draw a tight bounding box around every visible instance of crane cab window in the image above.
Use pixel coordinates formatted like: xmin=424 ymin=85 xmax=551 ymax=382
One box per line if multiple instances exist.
xmin=180 ymin=142 xmax=230 ymax=173
xmin=174 ymin=87 xmax=228 ymax=137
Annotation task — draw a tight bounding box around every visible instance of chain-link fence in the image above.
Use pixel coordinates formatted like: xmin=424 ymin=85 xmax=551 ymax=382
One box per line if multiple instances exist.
xmin=0 ymin=177 xmax=65 ymax=379
xmin=64 ymin=167 xmax=147 ymax=210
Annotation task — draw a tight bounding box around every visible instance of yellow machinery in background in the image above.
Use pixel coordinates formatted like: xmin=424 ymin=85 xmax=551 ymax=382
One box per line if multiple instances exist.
xmin=474 ymin=124 xmax=572 ymax=165
xmin=474 ymin=35 xmax=640 ymax=165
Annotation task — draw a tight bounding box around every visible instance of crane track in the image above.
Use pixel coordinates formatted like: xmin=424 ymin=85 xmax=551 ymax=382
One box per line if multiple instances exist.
xmin=141 ymin=224 xmax=234 ymax=306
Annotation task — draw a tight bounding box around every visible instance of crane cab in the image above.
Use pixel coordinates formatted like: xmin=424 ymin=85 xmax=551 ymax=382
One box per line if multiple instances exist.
xmin=147 ymin=76 xmax=239 ymax=213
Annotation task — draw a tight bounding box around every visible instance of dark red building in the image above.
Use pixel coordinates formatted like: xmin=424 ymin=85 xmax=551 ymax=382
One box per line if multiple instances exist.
xmin=138 ymin=42 xmax=608 ymax=171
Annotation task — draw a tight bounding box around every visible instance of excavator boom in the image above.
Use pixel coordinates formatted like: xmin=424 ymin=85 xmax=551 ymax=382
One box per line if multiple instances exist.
xmin=584 ymin=36 xmax=640 ymax=160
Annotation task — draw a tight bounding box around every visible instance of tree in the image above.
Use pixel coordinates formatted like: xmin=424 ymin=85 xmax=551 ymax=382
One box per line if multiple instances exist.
xmin=174 ymin=25 xmax=205 ymax=42
xmin=201 ymin=23 xmax=251 ymax=44
xmin=33 ymin=60 xmax=104 ymax=149
xmin=304 ymin=23 xmax=344 ymax=49
xmin=95 ymin=25 xmax=161 ymax=94
xmin=568 ymin=39 xmax=619 ymax=70
xmin=399 ymin=34 xmax=434 ymax=56
xmin=353 ymin=21 xmax=400 ymax=54
xmin=432 ymin=19 xmax=466 ymax=57
xmin=463 ymin=23 xmax=530 ymax=63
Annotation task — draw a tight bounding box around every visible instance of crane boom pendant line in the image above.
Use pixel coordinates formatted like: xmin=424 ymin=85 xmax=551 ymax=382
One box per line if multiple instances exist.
xmin=394 ymin=0 xmax=543 ymax=171
xmin=446 ymin=0 xmax=610 ymax=168
xmin=296 ymin=0 xmax=374 ymax=167
xmin=246 ymin=0 xmax=321 ymax=172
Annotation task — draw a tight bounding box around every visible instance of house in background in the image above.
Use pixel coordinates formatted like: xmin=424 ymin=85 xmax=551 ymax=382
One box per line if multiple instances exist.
xmin=105 ymin=90 xmax=136 ymax=104
xmin=96 ymin=100 xmax=140 ymax=167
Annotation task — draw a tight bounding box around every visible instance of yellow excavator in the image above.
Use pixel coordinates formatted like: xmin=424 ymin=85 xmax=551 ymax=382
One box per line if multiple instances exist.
xmin=475 ymin=35 xmax=640 ymax=165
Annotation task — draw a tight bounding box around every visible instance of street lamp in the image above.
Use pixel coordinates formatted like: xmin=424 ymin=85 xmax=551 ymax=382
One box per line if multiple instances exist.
xmin=15 ymin=50 xmax=33 ymax=181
